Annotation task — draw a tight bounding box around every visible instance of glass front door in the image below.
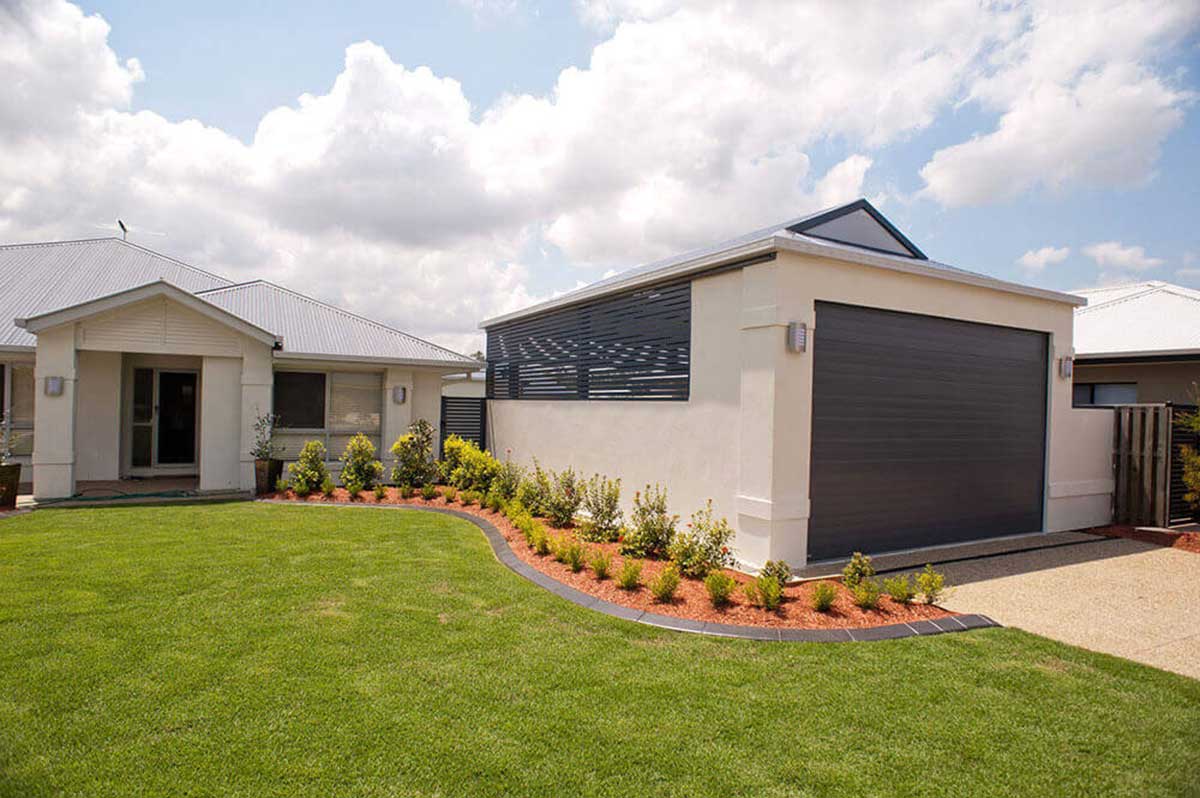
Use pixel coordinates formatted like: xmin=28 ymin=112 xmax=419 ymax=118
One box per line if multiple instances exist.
xmin=130 ymin=368 xmax=198 ymax=469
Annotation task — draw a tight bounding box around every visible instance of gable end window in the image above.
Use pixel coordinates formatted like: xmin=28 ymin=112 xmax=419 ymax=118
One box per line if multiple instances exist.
xmin=1073 ymin=382 xmax=1137 ymax=407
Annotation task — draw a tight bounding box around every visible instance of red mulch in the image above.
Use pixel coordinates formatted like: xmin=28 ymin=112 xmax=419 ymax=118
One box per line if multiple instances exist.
xmin=266 ymin=487 xmax=956 ymax=630
xmin=1089 ymin=524 xmax=1200 ymax=555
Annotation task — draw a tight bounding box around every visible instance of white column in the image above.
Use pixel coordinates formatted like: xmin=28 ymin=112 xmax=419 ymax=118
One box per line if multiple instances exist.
xmin=238 ymin=343 xmax=274 ymax=491
xmin=200 ymin=356 xmax=243 ymax=491
xmin=32 ymin=325 xmax=79 ymax=498
xmin=382 ymin=366 xmax=414 ymax=455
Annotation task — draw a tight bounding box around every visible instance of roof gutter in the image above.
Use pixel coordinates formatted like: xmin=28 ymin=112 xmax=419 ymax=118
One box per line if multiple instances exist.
xmin=1075 ymin=349 xmax=1200 ymax=365
xmin=273 ymin=351 xmax=483 ymax=369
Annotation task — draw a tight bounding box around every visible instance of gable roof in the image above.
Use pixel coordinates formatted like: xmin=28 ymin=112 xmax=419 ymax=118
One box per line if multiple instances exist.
xmin=0 ymin=238 xmax=475 ymax=366
xmin=481 ymin=199 xmax=1083 ymax=328
xmin=1073 ymin=280 xmax=1200 ymax=359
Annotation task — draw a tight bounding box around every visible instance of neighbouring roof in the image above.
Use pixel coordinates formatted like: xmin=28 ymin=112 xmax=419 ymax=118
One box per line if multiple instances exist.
xmin=0 ymin=237 xmax=475 ymax=366
xmin=480 ymin=199 xmax=1083 ymax=328
xmin=1073 ymin=281 xmax=1200 ymax=359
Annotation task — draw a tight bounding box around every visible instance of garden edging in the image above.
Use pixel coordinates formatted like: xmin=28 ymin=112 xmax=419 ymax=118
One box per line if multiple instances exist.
xmin=255 ymin=499 xmax=1001 ymax=642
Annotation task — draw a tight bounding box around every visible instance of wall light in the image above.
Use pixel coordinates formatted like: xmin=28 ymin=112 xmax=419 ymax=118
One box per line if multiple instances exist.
xmin=1058 ymin=356 xmax=1073 ymax=379
xmin=786 ymin=321 xmax=807 ymax=353
xmin=44 ymin=376 xmax=64 ymax=396
xmin=392 ymin=385 xmax=407 ymax=405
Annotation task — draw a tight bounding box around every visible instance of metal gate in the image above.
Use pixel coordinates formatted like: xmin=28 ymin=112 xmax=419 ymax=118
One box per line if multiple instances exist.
xmin=440 ymin=397 xmax=487 ymax=452
xmin=1168 ymin=404 xmax=1199 ymax=526
xmin=1112 ymin=403 xmax=1198 ymax=527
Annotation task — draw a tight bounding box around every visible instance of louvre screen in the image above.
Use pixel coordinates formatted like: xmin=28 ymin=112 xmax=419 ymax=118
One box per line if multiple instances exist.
xmin=486 ymin=281 xmax=691 ymax=401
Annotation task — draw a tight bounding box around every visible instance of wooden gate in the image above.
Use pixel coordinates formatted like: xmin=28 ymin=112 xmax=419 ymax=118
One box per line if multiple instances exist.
xmin=1112 ymin=405 xmax=1172 ymax=526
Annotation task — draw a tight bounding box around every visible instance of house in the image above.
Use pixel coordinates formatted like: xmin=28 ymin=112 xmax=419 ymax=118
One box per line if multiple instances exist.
xmin=0 ymin=238 xmax=477 ymax=499
xmin=481 ymin=199 xmax=1113 ymax=567
xmin=1071 ymin=281 xmax=1200 ymax=406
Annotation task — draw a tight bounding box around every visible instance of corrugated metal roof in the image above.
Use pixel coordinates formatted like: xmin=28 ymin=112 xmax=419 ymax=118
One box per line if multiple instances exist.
xmin=0 ymin=238 xmax=475 ymax=365
xmin=1073 ymin=281 xmax=1200 ymax=357
xmin=198 ymin=281 xmax=476 ymax=365
xmin=0 ymin=238 xmax=231 ymax=348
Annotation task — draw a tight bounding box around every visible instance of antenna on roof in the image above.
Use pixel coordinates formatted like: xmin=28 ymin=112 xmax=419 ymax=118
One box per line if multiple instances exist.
xmin=117 ymin=219 xmax=128 ymax=241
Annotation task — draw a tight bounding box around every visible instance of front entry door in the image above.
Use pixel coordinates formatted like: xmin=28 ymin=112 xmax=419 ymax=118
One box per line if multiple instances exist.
xmin=130 ymin=368 xmax=198 ymax=470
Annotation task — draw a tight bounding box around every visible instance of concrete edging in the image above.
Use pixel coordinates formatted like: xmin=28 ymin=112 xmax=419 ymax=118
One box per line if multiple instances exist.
xmin=256 ymin=499 xmax=1001 ymax=642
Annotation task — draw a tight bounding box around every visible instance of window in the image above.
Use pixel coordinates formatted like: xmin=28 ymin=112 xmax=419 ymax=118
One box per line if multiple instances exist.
xmin=0 ymin=363 xmax=35 ymax=456
xmin=272 ymin=370 xmax=383 ymax=459
xmin=1073 ymin=382 xmax=1137 ymax=407
xmin=486 ymin=280 xmax=691 ymax=401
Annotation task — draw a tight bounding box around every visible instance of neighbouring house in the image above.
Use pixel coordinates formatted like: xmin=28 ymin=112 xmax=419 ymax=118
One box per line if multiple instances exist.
xmin=1071 ymin=281 xmax=1200 ymax=407
xmin=0 ymin=237 xmax=477 ymax=499
xmin=481 ymin=199 xmax=1114 ymax=567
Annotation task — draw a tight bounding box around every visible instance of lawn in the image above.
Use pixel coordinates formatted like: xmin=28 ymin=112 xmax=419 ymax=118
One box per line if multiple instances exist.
xmin=0 ymin=504 xmax=1197 ymax=798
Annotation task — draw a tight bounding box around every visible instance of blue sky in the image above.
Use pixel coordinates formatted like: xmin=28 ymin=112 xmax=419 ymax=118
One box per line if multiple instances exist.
xmin=3 ymin=1 xmax=1199 ymax=351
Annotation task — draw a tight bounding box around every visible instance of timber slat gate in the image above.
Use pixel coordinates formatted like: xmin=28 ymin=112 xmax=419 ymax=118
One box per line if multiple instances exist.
xmin=440 ymin=397 xmax=487 ymax=453
xmin=1113 ymin=404 xmax=1197 ymax=527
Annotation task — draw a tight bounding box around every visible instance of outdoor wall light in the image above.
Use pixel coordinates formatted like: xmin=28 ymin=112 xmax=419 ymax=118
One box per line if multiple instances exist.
xmin=392 ymin=385 xmax=407 ymax=404
xmin=1058 ymin=356 xmax=1074 ymax=379
xmin=786 ymin=321 xmax=807 ymax=353
xmin=44 ymin=376 xmax=64 ymax=396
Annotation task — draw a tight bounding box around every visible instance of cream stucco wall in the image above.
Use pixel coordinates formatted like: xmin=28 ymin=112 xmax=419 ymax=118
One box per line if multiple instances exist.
xmin=200 ymin=356 xmax=243 ymax=491
xmin=489 ymin=251 xmax=1114 ymax=569
xmin=74 ymin=350 xmax=122 ymax=481
xmin=1074 ymin=361 xmax=1200 ymax=405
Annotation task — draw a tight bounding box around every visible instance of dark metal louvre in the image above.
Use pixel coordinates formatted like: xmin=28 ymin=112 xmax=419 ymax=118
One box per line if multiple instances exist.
xmin=486 ymin=281 xmax=690 ymax=401
xmin=1168 ymin=404 xmax=1198 ymax=525
xmin=440 ymin=397 xmax=488 ymax=452
xmin=808 ymin=302 xmax=1049 ymax=561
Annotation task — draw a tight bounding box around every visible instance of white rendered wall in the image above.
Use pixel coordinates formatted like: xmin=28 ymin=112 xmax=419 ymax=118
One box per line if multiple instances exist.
xmin=74 ymin=350 xmax=122 ymax=482
xmin=32 ymin=325 xmax=78 ymax=498
xmin=201 ymin=356 xmax=243 ymax=491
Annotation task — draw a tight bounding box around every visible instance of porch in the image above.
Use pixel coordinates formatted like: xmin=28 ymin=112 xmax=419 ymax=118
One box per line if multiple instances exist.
xmin=18 ymin=476 xmax=248 ymax=508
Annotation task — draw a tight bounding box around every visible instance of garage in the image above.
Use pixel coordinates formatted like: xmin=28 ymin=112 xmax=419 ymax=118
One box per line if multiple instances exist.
xmin=808 ymin=301 xmax=1049 ymax=561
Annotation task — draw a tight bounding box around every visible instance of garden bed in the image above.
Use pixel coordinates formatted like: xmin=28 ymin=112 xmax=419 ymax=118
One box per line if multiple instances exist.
xmin=1089 ymin=524 xmax=1200 ymax=555
xmin=267 ymin=487 xmax=957 ymax=630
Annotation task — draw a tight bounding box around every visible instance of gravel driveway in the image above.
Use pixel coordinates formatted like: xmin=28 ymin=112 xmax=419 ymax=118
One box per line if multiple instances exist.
xmin=899 ymin=536 xmax=1200 ymax=680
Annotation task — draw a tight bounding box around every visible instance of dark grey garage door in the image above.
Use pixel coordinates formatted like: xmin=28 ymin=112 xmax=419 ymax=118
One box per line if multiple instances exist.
xmin=808 ymin=302 xmax=1048 ymax=561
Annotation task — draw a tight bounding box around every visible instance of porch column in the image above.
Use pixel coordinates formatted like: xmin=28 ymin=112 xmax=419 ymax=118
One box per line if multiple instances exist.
xmin=238 ymin=344 xmax=274 ymax=491
xmin=199 ymin=356 xmax=242 ymax=491
xmin=382 ymin=367 xmax=414 ymax=455
xmin=32 ymin=325 xmax=79 ymax=499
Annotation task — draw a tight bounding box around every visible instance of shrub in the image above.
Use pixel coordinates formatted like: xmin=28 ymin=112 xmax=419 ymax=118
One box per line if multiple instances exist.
xmin=514 ymin=459 xmax=553 ymax=517
xmin=274 ymin=476 xmax=290 ymax=494
xmin=579 ymin=474 xmax=622 ymax=542
xmin=373 ymin=483 xmax=388 ymax=501
xmin=320 ymin=475 xmax=336 ymax=497
xmin=491 ymin=459 xmax=524 ymax=502
xmin=443 ymin=486 xmax=459 ymax=504
xmin=759 ymin=560 xmax=792 ymax=590
xmin=621 ymin=484 xmax=678 ymax=558
xmin=842 ymin=552 xmax=875 ymax=590
xmin=667 ymin=500 xmax=735 ymax=578
xmin=917 ymin=565 xmax=946 ymax=605
xmin=390 ymin=419 xmax=437 ymax=487
xmin=743 ymin=574 xmax=784 ymax=611
xmin=441 ymin=436 xmax=501 ymax=494
xmin=550 ymin=534 xmax=569 ymax=563
xmin=420 ymin=483 xmax=439 ymax=501
xmin=462 ymin=490 xmax=483 ymax=507
xmin=562 ymin=539 xmax=587 ymax=572
xmin=883 ymin=574 xmax=915 ymax=604
xmin=251 ymin=412 xmax=280 ymax=460
xmin=399 ymin=484 xmax=415 ymax=499
xmin=852 ymin=578 xmax=882 ymax=610
xmin=810 ymin=581 xmax=838 ymax=612
xmin=484 ymin=487 xmax=505 ymax=512
xmin=649 ymin=563 xmax=681 ymax=603
xmin=339 ymin=432 xmax=384 ymax=493
xmin=704 ymin=571 xmax=736 ymax=607
xmin=531 ymin=526 xmax=551 ymax=556
xmin=287 ymin=440 xmax=329 ymax=496
xmin=616 ymin=559 xmax=643 ymax=590
xmin=546 ymin=467 xmax=584 ymax=527
xmin=589 ymin=550 xmax=612 ymax=580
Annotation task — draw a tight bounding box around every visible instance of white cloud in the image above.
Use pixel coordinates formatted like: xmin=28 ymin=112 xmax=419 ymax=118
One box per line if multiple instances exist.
xmin=920 ymin=1 xmax=1198 ymax=206
xmin=1083 ymin=241 xmax=1165 ymax=271
xmin=1016 ymin=245 xmax=1070 ymax=271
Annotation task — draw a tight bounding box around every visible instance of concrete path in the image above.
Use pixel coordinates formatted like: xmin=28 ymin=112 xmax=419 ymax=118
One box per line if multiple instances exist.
xmin=898 ymin=536 xmax=1200 ymax=680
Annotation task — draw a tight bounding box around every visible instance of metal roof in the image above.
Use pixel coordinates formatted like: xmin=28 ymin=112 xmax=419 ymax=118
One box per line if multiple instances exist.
xmin=0 ymin=238 xmax=475 ymax=366
xmin=481 ymin=199 xmax=1085 ymax=328
xmin=1073 ymin=281 xmax=1200 ymax=358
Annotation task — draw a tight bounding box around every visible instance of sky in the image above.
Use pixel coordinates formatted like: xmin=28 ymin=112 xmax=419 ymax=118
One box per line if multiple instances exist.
xmin=1 ymin=0 xmax=1198 ymax=355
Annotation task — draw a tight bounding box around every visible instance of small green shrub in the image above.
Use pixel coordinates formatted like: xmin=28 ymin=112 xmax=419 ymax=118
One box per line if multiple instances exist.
xmin=441 ymin=436 xmax=501 ymax=494
xmin=579 ymin=474 xmax=622 ymax=541
xmin=546 ymin=467 xmax=583 ymax=527
xmin=743 ymin=574 xmax=784 ymax=611
xmin=373 ymin=483 xmax=388 ymax=501
xmin=443 ymin=486 xmax=459 ymax=504
xmin=514 ymin=459 xmax=552 ymax=517
xmin=339 ymin=432 xmax=383 ymax=492
xmin=589 ymin=550 xmax=612 ymax=580
xmin=399 ymin=484 xmax=415 ymax=499
xmin=917 ymin=565 xmax=946 ymax=605
xmin=491 ymin=458 xmax=525 ymax=502
xmin=320 ymin=475 xmax=336 ymax=497
xmin=810 ymin=581 xmax=838 ymax=612
xmin=667 ymin=499 xmax=735 ymax=578
xmin=704 ymin=571 xmax=737 ymax=607
xmin=531 ymin=526 xmax=551 ymax=556
xmin=420 ymin=483 xmax=439 ymax=501
xmin=759 ymin=560 xmax=792 ymax=589
xmin=562 ymin=539 xmax=587 ymax=572
xmin=274 ymin=476 xmax=290 ymax=493
xmin=287 ymin=439 xmax=329 ymax=496
xmin=852 ymin=579 xmax=882 ymax=610
xmin=883 ymin=574 xmax=915 ymax=604
xmin=649 ymin=563 xmax=681 ymax=603
xmin=390 ymin=419 xmax=437 ymax=487
xmin=616 ymin=559 xmax=643 ymax=590
xmin=620 ymin=484 xmax=678 ymax=558
xmin=462 ymin=490 xmax=483 ymax=507
xmin=550 ymin=534 xmax=569 ymax=563
xmin=484 ymin=488 xmax=505 ymax=512
xmin=842 ymin=552 xmax=875 ymax=589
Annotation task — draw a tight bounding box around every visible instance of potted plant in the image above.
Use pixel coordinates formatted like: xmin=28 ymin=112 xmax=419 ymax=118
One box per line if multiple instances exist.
xmin=251 ymin=412 xmax=283 ymax=495
xmin=0 ymin=414 xmax=22 ymax=510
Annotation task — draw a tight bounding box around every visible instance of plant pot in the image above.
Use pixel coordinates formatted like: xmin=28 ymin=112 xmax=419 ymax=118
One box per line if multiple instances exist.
xmin=0 ymin=462 xmax=20 ymax=510
xmin=255 ymin=458 xmax=284 ymax=495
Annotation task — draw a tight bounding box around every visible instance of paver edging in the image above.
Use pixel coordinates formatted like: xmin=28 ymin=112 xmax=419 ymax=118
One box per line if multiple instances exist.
xmin=255 ymin=498 xmax=1001 ymax=642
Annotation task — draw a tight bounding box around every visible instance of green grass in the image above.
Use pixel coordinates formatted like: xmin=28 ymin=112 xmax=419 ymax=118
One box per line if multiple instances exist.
xmin=1 ymin=504 xmax=1198 ymax=798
